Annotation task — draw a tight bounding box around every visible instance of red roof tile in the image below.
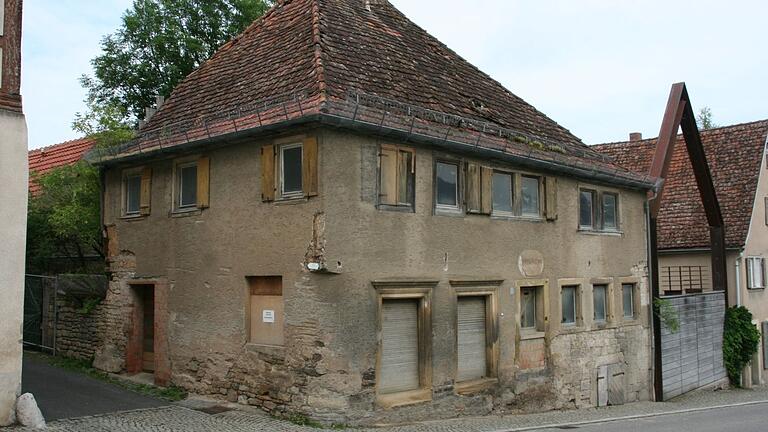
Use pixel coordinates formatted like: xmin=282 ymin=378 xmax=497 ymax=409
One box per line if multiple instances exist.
xmin=594 ymin=120 xmax=768 ymax=250
xmin=28 ymin=137 xmax=96 ymax=195
xmin=118 ymin=0 xmax=645 ymax=185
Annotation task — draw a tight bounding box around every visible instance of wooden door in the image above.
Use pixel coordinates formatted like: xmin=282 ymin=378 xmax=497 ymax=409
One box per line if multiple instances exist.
xmin=142 ymin=288 xmax=155 ymax=372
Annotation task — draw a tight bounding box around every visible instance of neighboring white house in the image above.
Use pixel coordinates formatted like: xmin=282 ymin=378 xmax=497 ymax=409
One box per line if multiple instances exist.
xmin=0 ymin=0 xmax=28 ymax=425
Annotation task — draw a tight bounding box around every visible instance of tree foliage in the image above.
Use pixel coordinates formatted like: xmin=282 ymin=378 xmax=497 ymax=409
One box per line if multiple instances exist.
xmin=78 ymin=0 xmax=272 ymax=125
xmin=696 ymin=106 xmax=719 ymax=130
xmin=27 ymin=162 xmax=102 ymax=274
xmin=723 ymin=306 xmax=760 ymax=386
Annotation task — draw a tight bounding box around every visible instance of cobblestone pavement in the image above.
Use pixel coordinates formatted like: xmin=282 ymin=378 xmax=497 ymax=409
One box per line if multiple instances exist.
xmin=9 ymin=385 xmax=768 ymax=431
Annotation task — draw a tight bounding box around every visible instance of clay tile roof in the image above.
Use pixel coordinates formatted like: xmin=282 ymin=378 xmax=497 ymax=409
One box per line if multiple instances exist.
xmin=106 ymin=0 xmax=647 ymax=186
xmin=28 ymin=137 xmax=96 ymax=195
xmin=593 ymin=120 xmax=768 ymax=250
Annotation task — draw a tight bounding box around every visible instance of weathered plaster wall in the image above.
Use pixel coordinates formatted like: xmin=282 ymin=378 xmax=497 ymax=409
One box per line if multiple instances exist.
xmin=100 ymin=127 xmax=651 ymax=424
xmin=0 ymin=109 xmax=28 ymax=426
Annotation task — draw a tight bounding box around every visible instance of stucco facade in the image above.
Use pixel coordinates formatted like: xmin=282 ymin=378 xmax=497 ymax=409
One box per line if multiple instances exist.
xmin=0 ymin=0 xmax=27 ymax=426
xmin=98 ymin=128 xmax=651 ymax=424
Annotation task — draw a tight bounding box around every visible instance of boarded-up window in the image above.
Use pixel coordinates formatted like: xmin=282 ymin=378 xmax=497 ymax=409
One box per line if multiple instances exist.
xmin=379 ymin=299 xmax=419 ymax=394
xmin=379 ymin=145 xmax=415 ymax=207
xmin=457 ymin=296 xmax=487 ymax=382
xmin=247 ymin=276 xmax=284 ymax=346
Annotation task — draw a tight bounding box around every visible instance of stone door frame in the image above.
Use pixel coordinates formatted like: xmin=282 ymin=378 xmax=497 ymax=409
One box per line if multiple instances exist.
xmin=125 ymin=278 xmax=170 ymax=386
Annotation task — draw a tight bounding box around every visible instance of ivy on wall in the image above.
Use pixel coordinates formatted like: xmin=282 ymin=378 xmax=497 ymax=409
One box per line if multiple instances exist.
xmin=723 ymin=306 xmax=761 ymax=386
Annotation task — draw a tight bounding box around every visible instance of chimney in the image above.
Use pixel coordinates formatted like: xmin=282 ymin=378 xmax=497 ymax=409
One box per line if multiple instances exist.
xmin=629 ymin=132 xmax=642 ymax=142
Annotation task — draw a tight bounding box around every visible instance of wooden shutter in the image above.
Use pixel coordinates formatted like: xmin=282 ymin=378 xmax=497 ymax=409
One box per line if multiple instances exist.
xmin=457 ymin=297 xmax=487 ymax=382
xmin=465 ymin=163 xmax=481 ymax=213
xmin=196 ymin=156 xmax=210 ymax=209
xmin=139 ymin=167 xmax=152 ymax=216
xmin=379 ymin=299 xmax=419 ymax=394
xmin=379 ymin=145 xmax=398 ymax=205
xmin=302 ymin=136 xmax=318 ymax=197
xmin=261 ymin=145 xmax=275 ymax=202
xmin=545 ymin=176 xmax=558 ymax=221
xmin=480 ymin=166 xmax=493 ymax=215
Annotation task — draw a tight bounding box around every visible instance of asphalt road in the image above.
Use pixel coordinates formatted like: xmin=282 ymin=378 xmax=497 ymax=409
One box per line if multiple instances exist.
xmin=21 ymin=352 xmax=167 ymax=421
xmin=539 ymin=403 xmax=768 ymax=432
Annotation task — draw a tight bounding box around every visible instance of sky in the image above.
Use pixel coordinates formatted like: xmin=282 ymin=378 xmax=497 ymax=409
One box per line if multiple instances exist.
xmin=22 ymin=0 xmax=768 ymax=149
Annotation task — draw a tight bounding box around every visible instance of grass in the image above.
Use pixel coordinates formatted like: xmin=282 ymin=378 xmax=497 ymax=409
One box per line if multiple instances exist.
xmin=28 ymin=351 xmax=187 ymax=402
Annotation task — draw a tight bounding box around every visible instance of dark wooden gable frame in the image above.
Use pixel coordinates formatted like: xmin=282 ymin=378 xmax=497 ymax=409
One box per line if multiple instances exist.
xmin=648 ymin=82 xmax=728 ymax=401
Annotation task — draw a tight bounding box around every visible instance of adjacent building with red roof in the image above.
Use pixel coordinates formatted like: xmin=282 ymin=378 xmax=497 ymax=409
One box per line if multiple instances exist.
xmin=595 ymin=119 xmax=768 ymax=385
xmin=85 ymin=0 xmax=655 ymax=423
xmin=28 ymin=137 xmax=96 ymax=195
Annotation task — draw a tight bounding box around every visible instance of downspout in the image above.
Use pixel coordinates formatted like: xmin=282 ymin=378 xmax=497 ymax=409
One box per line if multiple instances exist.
xmin=735 ymin=252 xmax=743 ymax=307
xmin=646 ymin=200 xmax=664 ymax=402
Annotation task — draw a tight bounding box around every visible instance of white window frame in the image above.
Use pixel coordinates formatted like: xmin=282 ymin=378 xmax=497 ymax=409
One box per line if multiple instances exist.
xmin=434 ymin=160 xmax=461 ymax=212
xmin=602 ymin=192 xmax=619 ymax=231
xmin=579 ymin=189 xmax=596 ymax=229
xmin=491 ymin=171 xmax=514 ymax=217
xmin=122 ymin=168 xmax=143 ymax=217
xmin=593 ymin=284 xmax=609 ymax=323
xmin=622 ymin=283 xmax=635 ymax=319
xmin=520 ymin=175 xmax=541 ymax=218
xmin=278 ymin=142 xmax=304 ymax=199
xmin=176 ymin=161 xmax=198 ymax=210
xmin=747 ymin=257 xmax=766 ymax=289
xmin=561 ymin=285 xmax=578 ymax=326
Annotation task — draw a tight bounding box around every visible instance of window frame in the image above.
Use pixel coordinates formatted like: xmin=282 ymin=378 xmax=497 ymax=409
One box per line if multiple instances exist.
xmin=122 ymin=168 xmax=143 ymax=217
xmin=491 ymin=171 xmax=514 ymax=216
xmin=560 ymin=284 xmax=580 ymax=326
xmin=451 ymin=280 xmax=501 ymax=393
xmin=621 ymin=283 xmax=635 ymax=320
xmin=520 ymin=174 xmax=542 ymax=218
xmin=592 ymin=283 xmax=610 ymax=323
xmin=175 ymin=160 xmax=198 ymax=211
xmin=747 ymin=257 xmax=767 ymax=290
xmin=278 ymin=142 xmax=304 ymax=200
xmin=516 ymin=279 xmax=548 ymax=336
xmin=372 ymin=280 xmax=436 ymax=408
xmin=579 ymin=187 xmax=621 ymax=232
xmin=378 ymin=144 xmax=416 ymax=210
xmin=434 ymin=159 xmax=462 ymax=214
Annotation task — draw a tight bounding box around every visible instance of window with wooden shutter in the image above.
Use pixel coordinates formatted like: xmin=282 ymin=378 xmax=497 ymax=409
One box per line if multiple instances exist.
xmin=465 ymin=163 xmax=482 ymax=213
xmin=302 ymin=136 xmax=318 ymax=197
xmin=139 ymin=167 xmax=152 ymax=216
xmin=197 ymin=156 xmax=210 ymax=209
xmin=123 ymin=170 xmax=142 ymax=216
xmin=176 ymin=161 xmax=198 ymax=210
xmin=457 ymin=296 xmax=487 ymax=382
xmin=379 ymin=299 xmax=420 ymax=394
xmin=379 ymin=144 xmax=415 ymax=208
xmin=480 ymin=166 xmax=493 ymax=214
xmin=261 ymin=144 xmax=275 ymax=202
xmin=545 ymin=177 xmax=557 ymax=221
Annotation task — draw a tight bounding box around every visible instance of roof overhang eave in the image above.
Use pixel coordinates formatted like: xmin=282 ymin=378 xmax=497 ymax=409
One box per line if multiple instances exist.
xmin=95 ymin=113 xmax=655 ymax=191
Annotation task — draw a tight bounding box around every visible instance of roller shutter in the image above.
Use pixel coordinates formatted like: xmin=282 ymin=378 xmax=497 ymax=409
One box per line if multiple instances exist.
xmin=380 ymin=299 xmax=419 ymax=394
xmin=457 ymin=296 xmax=487 ymax=382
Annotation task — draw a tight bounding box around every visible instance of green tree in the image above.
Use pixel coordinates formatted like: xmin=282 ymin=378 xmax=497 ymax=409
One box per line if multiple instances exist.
xmin=27 ymin=162 xmax=102 ymax=273
xmin=696 ymin=106 xmax=719 ymax=130
xmin=78 ymin=0 xmax=272 ymax=126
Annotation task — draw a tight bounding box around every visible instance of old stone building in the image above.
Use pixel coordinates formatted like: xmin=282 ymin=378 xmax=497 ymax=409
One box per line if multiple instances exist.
xmin=87 ymin=0 xmax=655 ymax=424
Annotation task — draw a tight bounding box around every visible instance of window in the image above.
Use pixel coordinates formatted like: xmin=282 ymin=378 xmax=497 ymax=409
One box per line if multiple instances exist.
xmin=622 ymin=283 xmax=635 ymax=319
xmin=379 ymin=144 xmax=415 ymax=208
xmin=580 ymin=189 xmax=619 ymax=231
xmin=602 ymin=193 xmax=618 ymax=230
xmin=456 ymin=296 xmax=488 ymax=382
xmin=521 ymin=176 xmax=541 ymax=217
xmin=247 ymin=276 xmax=284 ymax=346
xmin=521 ymin=287 xmax=536 ymax=329
xmin=124 ymin=173 xmax=142 ymax=215
xmin=178 ymin=162 xmax=198 ymax=208
xmin=593 ymin=284 xmax=608 ymax=322
xmin=579 ymin=189 xmax=595 ymax=228
xmin=492 ymin=172 xmax=513 ymax=214
xmin=561 ymin=285 xmax=578 ymax=325
xmin=747 ymin=257 xmax=766 ymax=289
xmin=279 ymin=143 xmax=303 ymax=198
xmin=435 ymin=161 xmax=459 ymax=210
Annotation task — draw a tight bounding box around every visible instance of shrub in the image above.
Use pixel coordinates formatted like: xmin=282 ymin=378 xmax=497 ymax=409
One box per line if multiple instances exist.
xmin=723 ymin=306 xmax=761 ymax=386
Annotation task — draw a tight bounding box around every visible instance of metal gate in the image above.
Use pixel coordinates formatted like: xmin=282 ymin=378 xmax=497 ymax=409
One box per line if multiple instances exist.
xmin=660 ymin=291 xmax=726 ymax=399
xmin=23 ymin=274 xmax=58 ymax=353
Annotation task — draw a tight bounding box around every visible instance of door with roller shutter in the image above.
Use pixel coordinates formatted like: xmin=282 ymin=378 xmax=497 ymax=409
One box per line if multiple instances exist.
xmin=457 ymin=296 xmax=487 ymax=382
xmin=379 ymin=299 xmax=420 ymax=394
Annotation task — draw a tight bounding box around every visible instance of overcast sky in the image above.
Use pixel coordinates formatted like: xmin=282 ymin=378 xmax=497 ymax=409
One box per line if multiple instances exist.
xmin=22 ymin=0 xmax=767 ymax=149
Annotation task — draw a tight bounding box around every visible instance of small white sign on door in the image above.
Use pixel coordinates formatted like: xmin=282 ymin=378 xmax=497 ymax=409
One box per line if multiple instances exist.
xmin=262 ymin=309 xmax=275 ymax=323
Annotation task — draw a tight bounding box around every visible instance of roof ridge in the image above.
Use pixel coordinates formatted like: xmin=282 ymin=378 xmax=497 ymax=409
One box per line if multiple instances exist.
xmin=593 ymin=118 xmax=768 ymax=148
xmin=311 ymin=0 xmax=328 ymax=108
xmin=28 ymin=136 xmax=94 ymax=154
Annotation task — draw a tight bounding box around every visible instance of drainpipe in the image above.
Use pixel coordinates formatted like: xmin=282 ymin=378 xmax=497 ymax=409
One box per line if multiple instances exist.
xmin=645 ymin=201 xmax=664 ymax=402
xmin=735 ymin=257 xmax=741 ymax=307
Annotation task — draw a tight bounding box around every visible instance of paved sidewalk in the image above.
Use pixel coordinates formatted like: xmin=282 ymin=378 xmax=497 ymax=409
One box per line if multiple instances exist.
xmin=9 ymin=385 xmax=768 ymax=431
